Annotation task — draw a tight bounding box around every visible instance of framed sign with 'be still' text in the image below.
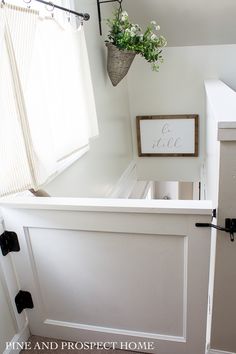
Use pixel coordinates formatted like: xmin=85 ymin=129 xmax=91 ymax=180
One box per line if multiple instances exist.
xmin=136 ymin=115 xmax=198 ymax=157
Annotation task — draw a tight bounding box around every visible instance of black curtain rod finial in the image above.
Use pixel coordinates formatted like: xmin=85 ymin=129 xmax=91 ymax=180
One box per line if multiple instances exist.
xmin=83 ymin=13 xmax=90 ymax=21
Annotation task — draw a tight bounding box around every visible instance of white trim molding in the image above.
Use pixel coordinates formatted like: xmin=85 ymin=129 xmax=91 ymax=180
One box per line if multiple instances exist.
xmin=3 ymin=323 xmax=30 ymax=354
xmin=107 ymin=160 xmax=137 ymax=198
xmin=218 ymin=124 xmax=236 ymax=141
xmin=208 ymin=349 xmax=236 ymax=354
xmin=45 ymin=319 xmax=186 ymax=343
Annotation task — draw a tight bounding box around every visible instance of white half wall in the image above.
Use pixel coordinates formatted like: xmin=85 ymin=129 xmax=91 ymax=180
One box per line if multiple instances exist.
xmin=127 ymin=44 xmax=236 ymax=182
xmin=44 ymin=0 xmax=133 ymax=197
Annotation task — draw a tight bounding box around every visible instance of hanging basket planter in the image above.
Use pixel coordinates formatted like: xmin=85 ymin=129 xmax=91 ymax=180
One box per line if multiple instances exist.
xmin=106 ymin=43 xmax=136 ymax=87
xmin=105 ymin=10 xmax=167 ymax=87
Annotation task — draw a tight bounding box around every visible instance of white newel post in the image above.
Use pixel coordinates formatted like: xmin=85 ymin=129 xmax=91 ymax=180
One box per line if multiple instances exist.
xmin=210 ymin=124 xmax=236 ymax=353
xmin=205 ymin=80 xmax=236 ymax=353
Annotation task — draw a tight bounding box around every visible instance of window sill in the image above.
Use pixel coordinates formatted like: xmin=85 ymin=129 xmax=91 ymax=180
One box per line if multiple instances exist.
xmin=43 ymin=145 xmax=90 ymax=188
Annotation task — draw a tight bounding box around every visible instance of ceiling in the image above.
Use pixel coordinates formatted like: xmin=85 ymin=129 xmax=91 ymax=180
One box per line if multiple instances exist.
xmin=123 ymin=0 xmax=236 ymax=46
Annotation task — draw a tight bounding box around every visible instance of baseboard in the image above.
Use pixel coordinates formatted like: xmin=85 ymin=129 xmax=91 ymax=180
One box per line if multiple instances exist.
xmin=208 ymin=349 xmax=236 ymax=354
xmin=4 ymin=323 xmax=30 ymax=354
xmin=108 ymin=160 xmax=137 ymax=198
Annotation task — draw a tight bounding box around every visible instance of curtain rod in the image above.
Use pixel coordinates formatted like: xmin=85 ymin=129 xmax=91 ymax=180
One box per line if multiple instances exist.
xmin=34 ymin=0 xmax=90 ymax=21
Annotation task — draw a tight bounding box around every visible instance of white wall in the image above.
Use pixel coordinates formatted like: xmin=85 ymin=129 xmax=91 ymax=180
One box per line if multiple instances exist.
xmin=45 ymin=0 xmax=133 ymax=197
xmin=127 ymin=44 xmax=236 ymax=182
xmin=124 ymin=0 xmax=236 ymax=47
xmin=44 ymin=7 xmax=236 ymax=194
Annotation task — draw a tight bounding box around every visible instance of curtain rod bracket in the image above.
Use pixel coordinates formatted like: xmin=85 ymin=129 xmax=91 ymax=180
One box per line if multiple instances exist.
xmin=97 ymin=0 xmax=123 ymax=35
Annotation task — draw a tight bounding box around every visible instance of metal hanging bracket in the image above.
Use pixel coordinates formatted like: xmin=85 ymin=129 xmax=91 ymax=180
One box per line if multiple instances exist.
xmin=0 ymin=231 xmax=20 ymax=256
xmin=97 ymin=0 xmax=123 ymax=35
xmin=196 ymin=218 xmax=236 ymax=242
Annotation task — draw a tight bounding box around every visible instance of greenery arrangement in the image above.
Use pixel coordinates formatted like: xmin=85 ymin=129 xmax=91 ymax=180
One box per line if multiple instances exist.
xmin=106 ymin=10 xmax=167 ymax=71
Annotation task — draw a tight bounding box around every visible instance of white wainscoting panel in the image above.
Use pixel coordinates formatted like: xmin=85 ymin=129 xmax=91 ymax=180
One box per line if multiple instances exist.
xmin=26 ymin=228 xmax=186 ymax=339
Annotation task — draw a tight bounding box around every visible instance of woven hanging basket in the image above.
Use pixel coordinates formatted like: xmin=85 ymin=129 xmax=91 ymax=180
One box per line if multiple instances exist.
xmin=106 ymin=43 xmax=136 ymax=86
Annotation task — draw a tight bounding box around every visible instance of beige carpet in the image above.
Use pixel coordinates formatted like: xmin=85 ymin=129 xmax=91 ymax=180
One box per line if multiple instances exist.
xmin=21 ymin=336 xmax=141 ymax=354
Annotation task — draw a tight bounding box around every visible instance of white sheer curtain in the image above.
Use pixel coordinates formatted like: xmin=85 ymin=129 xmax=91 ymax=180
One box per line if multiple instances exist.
xmin=0 ymin=4 xmax=98 ymax=196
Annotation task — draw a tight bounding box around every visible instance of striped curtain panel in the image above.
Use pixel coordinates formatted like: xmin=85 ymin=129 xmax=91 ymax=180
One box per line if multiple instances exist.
xmin=0 ymin=5 xmax=38 ymax=195
xmin=0 ymin=4 xmax=98 ymax=196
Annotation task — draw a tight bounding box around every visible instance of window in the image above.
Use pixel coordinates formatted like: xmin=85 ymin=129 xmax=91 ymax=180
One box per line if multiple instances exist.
xmin=0 ymin=2 xmax=98 ymax=196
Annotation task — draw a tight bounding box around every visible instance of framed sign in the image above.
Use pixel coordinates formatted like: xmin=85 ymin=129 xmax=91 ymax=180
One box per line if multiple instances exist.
xmin=136 ymin=115 xmax=198 ymax=157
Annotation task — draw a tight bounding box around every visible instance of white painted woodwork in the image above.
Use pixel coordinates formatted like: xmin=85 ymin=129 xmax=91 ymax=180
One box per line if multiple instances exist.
xmin=129 ymin=181 xmax=151 ymax=199
xmin=0 ymin=219 xmax=26 ymax=334
xmin=3 ymin=324 xmax=30 ymax=354
xmin=0 ymin=198 xmax=212 ymax=354
xmin=211 ymin=140 xmax=236 ymax=352
xmin=0 ymin=197 xmax=212 ymax=214
xmin=0 ymin=218 xmax=30 ymax=354
xmin=204 ymin=80 xmax=236 ymax=353
xmin=109 ymin=162 xmax=137 ymax=198
xmin=204 ymin=80 xmax=221 ymax=351
xmin=208 ymin=350 xmax=236 ymax=354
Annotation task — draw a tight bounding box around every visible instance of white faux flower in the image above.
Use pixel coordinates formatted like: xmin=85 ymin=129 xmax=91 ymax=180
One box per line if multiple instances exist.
xmin=121 ymin=11 xmax=128 ymax=21
xmin=134 ymin=24 xmax=141 ymax=31
xmin=151 ymin=20 xmax=160 ymax=31
xmin=128 ymin=26 xmax=136 ymax=37
xmin=152 ymin=62 xmax=159 ymax=71
xmin=150 ymin=33 xmax=157 ymax=40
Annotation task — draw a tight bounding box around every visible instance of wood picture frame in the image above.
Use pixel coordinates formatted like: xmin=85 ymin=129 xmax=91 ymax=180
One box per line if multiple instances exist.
xmin=136 ymin=114 xmax=199 ymax=157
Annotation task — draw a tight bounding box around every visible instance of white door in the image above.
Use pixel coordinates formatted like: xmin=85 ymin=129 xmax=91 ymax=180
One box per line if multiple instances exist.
xmin=0 ymin=198 xmax=212 ymax=354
